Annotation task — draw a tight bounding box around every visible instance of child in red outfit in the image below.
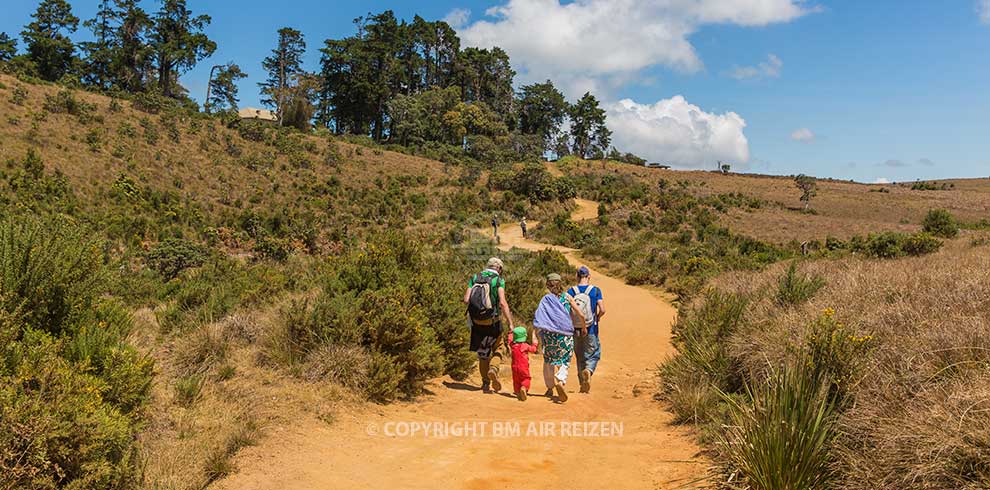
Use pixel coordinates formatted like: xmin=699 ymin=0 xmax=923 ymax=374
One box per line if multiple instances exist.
xmin=510 ymin=326 xmax=539 ymax=401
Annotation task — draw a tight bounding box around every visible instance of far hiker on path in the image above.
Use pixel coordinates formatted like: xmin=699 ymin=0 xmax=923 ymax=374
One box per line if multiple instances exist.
xmin=568 ymin=266 xmax=606 ymax=393
xmin=491 ymin=214 xmax=499 ymax=241
xmin=533 ymin=273 xmax=586 ymax=403
xmin=464 ymin=257 xmax=516 ymax=393
xmin=520 ymin=217 xmax=527 ymax=238
xmin=509 ymin=326 xmax=538 ymax=401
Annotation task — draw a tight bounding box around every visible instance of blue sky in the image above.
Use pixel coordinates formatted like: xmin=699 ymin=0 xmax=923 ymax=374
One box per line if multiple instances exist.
xmin=3 ymin=0 xmax=989 ymax=182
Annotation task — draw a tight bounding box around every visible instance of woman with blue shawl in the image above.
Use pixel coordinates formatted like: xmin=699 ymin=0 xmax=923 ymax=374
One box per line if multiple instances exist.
xmin=533 ymin=273 xmax=587 ymax=402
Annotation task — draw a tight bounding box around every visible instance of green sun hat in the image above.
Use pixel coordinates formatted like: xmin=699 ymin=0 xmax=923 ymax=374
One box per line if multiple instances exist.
xmin=512 ymin=326 xmax=528 ymax=343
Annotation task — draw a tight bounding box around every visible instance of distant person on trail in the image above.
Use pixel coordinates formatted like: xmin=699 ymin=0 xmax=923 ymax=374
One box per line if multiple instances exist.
xmin=568 ymin=266 xmax=605 ymax=394
xmin=464 ymin=257 xmax=516 ymax=393
xmin=491 ymin=214 xmax=499 ymax=241
xmin=533 ymin=273 xmax=586 ymax=403
xmin=509 ymin=326 xmax=538 ymax=401
xmin=520 ymin=217 xmax=528 ymax=238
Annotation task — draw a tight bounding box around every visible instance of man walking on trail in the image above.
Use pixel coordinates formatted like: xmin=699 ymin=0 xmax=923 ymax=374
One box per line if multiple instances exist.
xmin=568 ymin=266 xmax=605 ymax=393
xmin=464 ymin=257 xmax=516 ymax=393
xmin=520 ymin=217 xmax=527 ymax=238
xmin=491 ymin=214 xmax=499 ymax=241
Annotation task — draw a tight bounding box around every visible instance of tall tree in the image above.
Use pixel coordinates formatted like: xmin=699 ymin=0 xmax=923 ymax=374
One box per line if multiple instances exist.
xmin=113 ymin=0 xmax=152 ymax=92
xmin=21 ymin=0 xmax=79 ymax=81
xmin=569 ymin=92 xmax=611 ymax=159
xmin=259 ymin=27 xmax=306 ymax=125
xmin=80 ymin=0 xmax=116 ymax=89
xmin=457 ymin=47 xmax=515 ymax=119
xmin=205 ymin=62 xmax=245 ymax=112
xmin=517 ymin=80 xmax=567 ymax=154
xmin=0 ymin=33 xmax=17 ymax=63
xmin=149 ymin=0 xmax=215 ymax=97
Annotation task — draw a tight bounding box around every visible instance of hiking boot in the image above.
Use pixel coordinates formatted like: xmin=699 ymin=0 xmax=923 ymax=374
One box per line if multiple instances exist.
xmin=579 ymin=369 xmax=591 ymax=393
xmin=543 ymin=388 xmax=555 ymax=399
xmin=517 ymin=389 xmax=527 ymax=401
xmin=488 ymin=370 xmax=501 ymax=392
xmin=554 ymin=381 xmax=568 ymax=403
xmin=481 ymin=381 xmax=491 ymax=393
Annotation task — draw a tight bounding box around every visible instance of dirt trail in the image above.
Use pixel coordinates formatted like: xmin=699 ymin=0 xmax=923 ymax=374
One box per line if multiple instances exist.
xmin=217 ymin=198 xmax=707 ymax=490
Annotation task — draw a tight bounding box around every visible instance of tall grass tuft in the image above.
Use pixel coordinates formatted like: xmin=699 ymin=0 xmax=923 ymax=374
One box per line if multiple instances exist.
xmin=720 ymin=360 xmax=840 ymax=490
xmin=776 ymin=262 xmax=826 ymax=306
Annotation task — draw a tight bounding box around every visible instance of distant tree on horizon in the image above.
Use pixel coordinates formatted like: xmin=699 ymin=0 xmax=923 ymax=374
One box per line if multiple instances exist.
xmin=149 ymin=0 xmax=215 ymax=97
xmin=21 ymin=0 xmax=79 ymax=81
xmin=0 ymin=33 xmax=17 ymax=62
xmin=206 ymin=62 xmax=246 ymax=112
xmin=518 ymin=80 xmax=567 ymax=155
xmin=795 ymin=174 xmax=818 ymax=210
xmin=569 ymin=92 xmax=611 ymax=159
xmin=260 ymin=27 xmax=306 ymax=125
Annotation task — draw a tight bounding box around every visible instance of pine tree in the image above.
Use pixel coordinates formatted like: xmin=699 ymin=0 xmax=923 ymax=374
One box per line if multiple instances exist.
xmin=259 ymin=27 xmax=306 ymax=125
xmin=149 ymin=0 xmax=215 ymax=97
xmin=205 ymin=62 xmax=246 ymax=112
xmin=113 ymin=0 xmax=152 ymax=93
xmin=518 ymin=80 xmax=567 ymax=154
xmin=21 ymin=0 xmax=79 ymax=81
xmin=80 ymin=0 xmax=116 ymax=89
xmin=569 ymin=92 xmax=611 ymax=159
xmin=0 ymin=33 xmax=17 ymax=63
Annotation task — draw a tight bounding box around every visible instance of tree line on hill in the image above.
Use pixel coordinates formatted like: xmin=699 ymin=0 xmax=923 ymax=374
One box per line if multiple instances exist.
xmin=1 ymin=0 xmax=636 ymax=163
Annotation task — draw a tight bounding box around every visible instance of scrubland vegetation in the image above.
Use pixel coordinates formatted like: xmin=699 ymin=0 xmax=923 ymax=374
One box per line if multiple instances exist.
xmin=2 ymin=1 xmax=990 ymax=486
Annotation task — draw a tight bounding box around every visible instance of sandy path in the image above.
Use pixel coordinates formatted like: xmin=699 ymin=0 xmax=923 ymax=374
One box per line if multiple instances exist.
xmin=216 ymin=198 xmax=707 ymax=490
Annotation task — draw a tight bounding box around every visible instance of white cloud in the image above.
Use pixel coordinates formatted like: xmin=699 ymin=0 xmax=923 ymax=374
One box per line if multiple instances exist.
xmin=443 ymin=8 xmax=472 ymax=29
xmin=790 ymin=127 xmax=815 ymax=142
xmin=456 ymin=0 xmax=815 ymax=95
xmin=873 ymin=178 xmax=891 ymax=184
xmin=729 ymin=54 xmax=783 ymax=80
xmin=918 ymin=158 xmax=935 ymax=166
xmin=978 ymin=0 xmax=990 ymax=24
xmin=606 ymin=96 xmax=750 ymax=168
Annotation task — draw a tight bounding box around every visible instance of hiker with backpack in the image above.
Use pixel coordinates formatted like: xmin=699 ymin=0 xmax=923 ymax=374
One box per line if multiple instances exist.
xmin=533 ymin=273 xmax=586 ymax=403
xmin=568 ymin=266 xmax=605 ymax=393
xmin=464 ymin=257 xmax=516 ymax=393
xmin=520 ymin=217 xmax=527 ymax=238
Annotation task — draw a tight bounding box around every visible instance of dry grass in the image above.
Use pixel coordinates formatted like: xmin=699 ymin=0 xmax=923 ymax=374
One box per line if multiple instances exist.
xmin=556 ymin=159 xmax=990 ymax=242
xmin=129 ymin=306 xmax=360 ymax=490
xmin=705 ymin=240 xmax=990 ymax=488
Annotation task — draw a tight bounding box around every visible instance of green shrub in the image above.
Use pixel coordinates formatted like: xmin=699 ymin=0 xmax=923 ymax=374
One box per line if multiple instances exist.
xmin=903 ymin=232 xmax=943 ymax=256
xmin=776 ymin=262 xmax=826 ymax=306
xmin=132 ymin=90 xmax=176 ymax=114
xmin=253 ymin=235 xmax=292 ymax=262
xmin=922 ymin=208 xmax=959 ymax=238
xmin=9 ymin=84 xmax=27 ymax=105
xmin=0 ymin=217 xmax=152 ymax=488
xmin=145 ymin=238 xmax=209 ymax=280
xmin=42 ymin=89 xmax=96 ymax=120
xmin=365 ymin=351 xmax=404 ymax=403
xmin=237 ymin=120 xmax=269 ymax=142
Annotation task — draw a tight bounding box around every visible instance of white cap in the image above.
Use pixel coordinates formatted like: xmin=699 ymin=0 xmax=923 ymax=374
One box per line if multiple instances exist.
xmin=487 ymin=257 xmax=504 ymax=269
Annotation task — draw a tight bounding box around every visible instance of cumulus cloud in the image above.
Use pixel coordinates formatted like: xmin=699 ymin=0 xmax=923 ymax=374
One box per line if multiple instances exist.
xmin=873 ymin=177 xmax=891 ymax=184
xmin=729 ymin=54 xmax=783 ymax=80
xmin=606 ymin=96 xmax=750 ymax=168
xmin=456 ymin=0 xmax=815 ymax=94
xmin=790 ymin=127 xmax=815 ymax=142
xmin=978 ymin=0 xmax=990 ymax=24
xmin=443 ymin=8 xmax=472 ymax=28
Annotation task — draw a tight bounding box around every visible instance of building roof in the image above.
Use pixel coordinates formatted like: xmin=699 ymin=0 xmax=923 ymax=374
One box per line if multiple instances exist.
xmin=238 ymin=107 xmax=278 ymax=122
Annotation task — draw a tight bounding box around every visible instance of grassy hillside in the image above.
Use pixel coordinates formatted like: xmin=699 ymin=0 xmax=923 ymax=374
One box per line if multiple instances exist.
xmin=1 ymin=74 xmax=988 ymax=489
xmin=0 ymin=75 xmax=573 ymax=489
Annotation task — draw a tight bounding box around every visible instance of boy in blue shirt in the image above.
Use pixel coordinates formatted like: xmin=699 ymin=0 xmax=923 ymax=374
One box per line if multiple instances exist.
xmin=567 ymin=266 xmax=606 ymax=393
